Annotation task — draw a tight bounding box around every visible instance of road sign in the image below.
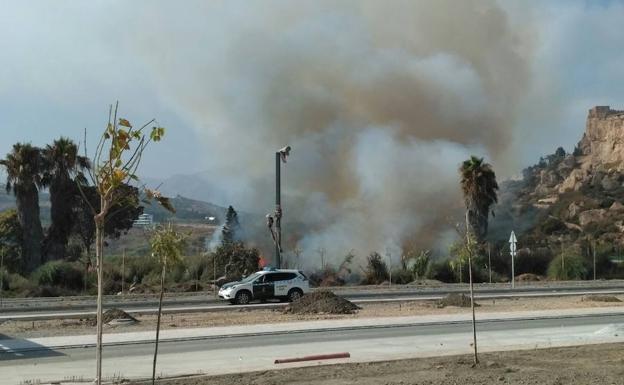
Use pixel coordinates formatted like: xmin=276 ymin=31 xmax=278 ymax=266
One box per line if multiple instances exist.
xmin=509 ymin=231 xmax=517 ymax=289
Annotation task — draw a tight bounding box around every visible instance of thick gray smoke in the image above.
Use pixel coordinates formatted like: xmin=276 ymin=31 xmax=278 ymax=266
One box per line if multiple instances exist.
xmin=132 ymin=0 xmax=532 ymax=267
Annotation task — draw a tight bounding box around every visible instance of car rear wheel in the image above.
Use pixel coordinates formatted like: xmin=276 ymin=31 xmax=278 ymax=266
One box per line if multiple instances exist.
xmin=287 ymin=289 xmax=303 ymax=302
xmin=235 ymin=290 xmax=251 ymax=305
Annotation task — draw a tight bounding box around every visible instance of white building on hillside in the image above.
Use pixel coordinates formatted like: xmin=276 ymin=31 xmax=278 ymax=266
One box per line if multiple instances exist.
xmin=133 ymin=213 xmax=154 ymax=227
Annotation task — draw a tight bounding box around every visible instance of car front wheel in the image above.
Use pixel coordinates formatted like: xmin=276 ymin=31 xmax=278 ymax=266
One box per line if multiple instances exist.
xmin=235 ymin=290 xmax=251 ymax=305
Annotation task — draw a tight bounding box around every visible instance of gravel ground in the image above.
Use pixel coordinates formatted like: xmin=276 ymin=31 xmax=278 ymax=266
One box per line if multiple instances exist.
xmin=132 ymin=343 xmax=624 ymax=385
xmin=1 ymin=294 xmax=623 ymax=338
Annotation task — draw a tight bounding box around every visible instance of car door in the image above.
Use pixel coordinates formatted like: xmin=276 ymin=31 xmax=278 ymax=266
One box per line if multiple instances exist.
xmin=252 ymin=274 xmax=268 ymax=300
xmin=262 ymin=273 xmax=277 ymax=299
xmin=274 ymin=273 xmax=296 ymax=296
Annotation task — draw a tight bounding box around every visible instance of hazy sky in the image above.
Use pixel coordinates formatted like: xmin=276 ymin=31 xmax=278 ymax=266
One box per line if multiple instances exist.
xmin=1 ymin=0 xmax=623 ymax=183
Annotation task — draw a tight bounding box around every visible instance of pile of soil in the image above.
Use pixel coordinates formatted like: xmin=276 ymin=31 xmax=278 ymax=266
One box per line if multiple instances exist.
xmin=516 ymin=273 xmax=542 ymax=282
xmin=128 ymin=284 xmax=157 ymax=294
xmin=409 ymin=279 xmax=443 ymax=286
xmin=436 ymin=293 xmax=479 ymax=308
xmin=103 ymin=308 xmax=138 ymax=324
xmin=283 ymin=291 xmax=360 ymax=314
xmin=87 ymin=308 xmax=139 ymax=326
xmin=582 ymin=294 xmax=622 ymax=303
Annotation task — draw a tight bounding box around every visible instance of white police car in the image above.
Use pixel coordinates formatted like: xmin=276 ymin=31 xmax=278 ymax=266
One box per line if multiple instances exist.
xmin=218 ymin=268 xmax=310 ymax=305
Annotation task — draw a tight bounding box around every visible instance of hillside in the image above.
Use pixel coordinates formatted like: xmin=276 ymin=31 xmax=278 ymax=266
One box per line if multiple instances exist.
xmin=143 ymin=194 xmax=228 ymax=223
xmin=491 ymin=106 xmax=624 ymax=255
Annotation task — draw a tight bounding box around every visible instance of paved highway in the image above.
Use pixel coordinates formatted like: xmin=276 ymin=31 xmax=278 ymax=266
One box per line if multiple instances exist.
xmin=3 ymin=280 xmax=624 ymax=312
xmin=2 ymin=311 xmax=623 ymax=384
xmin=2 ymin=285 xmax=624 ymax=321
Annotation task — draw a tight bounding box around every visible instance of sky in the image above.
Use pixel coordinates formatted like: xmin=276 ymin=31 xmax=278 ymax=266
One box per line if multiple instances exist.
xmin=0 ymin=1 xmax=623 ymax=181
xmin=0 ymin=0 xmax=624 ymax=178
xmin=1 ymin=1 xmax=624 ymax=261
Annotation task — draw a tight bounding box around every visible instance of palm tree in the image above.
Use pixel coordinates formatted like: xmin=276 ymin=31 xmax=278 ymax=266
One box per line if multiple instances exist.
xmin=459 ymin=155 xmax=499 ymax=365
xmin=42 ymin=137 xmax=89 ymax=261
xmin=459 ymin=156 xmax=499 ymax=243
xmin=150 ymin=223 xmax=185 ymax=385
xmin=0 ymin=143 xmax=45 ymax=272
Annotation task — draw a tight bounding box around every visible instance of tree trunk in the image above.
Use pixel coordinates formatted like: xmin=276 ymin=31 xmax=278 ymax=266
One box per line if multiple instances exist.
xmin=152 ymin=260 xmax=166 ymax=385
xmin=45 ymin=177 xmax=76 ymax=261
xmin=466 ymin=211 xmax=479 ymax=365
xmin=467 ymin=249 xmax=479 ymax=365
xmin=95 ymin=209 xmax=105 ymax=385
xmin=467 ymin=209 xmax=487 ymax=244
xmin=16 ymin=184 xmax=43 ymax=272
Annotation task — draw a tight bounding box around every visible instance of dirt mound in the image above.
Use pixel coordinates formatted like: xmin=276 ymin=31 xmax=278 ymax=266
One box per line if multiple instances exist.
xmin=283 ymin=290 xmax=360 ymax=314
xmin=87 ymin=308 xmax=138 ymax=326
xmin=582 ymin=295 xmax=622 ymax=303
xmin=516 ymin=273 xmax=542 ymax=282
xmin=128 ymin=283 xmax=157 ymax=294
xmin=409 ymin=279 xmax=444 ymax=286
xmin=103 ymin=308 xmax=138 ymax=324
xmin=436 ymin=293 xmax=479 ymax=308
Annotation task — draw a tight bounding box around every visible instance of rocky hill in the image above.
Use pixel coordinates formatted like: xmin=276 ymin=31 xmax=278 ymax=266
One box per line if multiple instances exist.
xmin=491 ymin=106 xmax=624 ymax=251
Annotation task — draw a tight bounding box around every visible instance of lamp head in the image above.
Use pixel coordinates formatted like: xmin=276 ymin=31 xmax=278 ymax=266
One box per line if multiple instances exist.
xmin=278 ymin=145 xmax=291 ymax=163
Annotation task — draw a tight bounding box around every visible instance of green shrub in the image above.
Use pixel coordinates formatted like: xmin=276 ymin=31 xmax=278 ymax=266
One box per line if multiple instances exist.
xmin=515 ymin=248 xmax=553 ymax=276
xmin=143 ymin=270 xmax=163 ymax=287
xmin=202 ymin=255 xmax=217 ymax=282
xmin=8 ymin=273 xmax=32 ymax=293
xmin=411 ymin=251 xmax=430 ymax=279
xmin=32 ymin=261 xmax=84 ymax=291
xmin=362 ymin=252 xmax=389 ymax=284
xmin=185 ymin=254 xmax=210 ymax=281
xmin=541 ymin=217 xmax=565 ymax=234
xmin=547 ymin=253 xmax=587 ymax=280
xmin=425 ymin=259 xmax=456 ymax=283
xmin=101 ymin=263 xmax=122 ymax=294
xmin=391 ymin=268 xmax=413 ymax=284
xmin=126 ymin=255 xmax=160 ymax=284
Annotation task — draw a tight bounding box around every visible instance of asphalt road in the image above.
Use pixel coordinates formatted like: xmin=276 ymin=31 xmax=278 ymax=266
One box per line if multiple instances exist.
xmin=4 ymin=280 xmax=624 ymax=312
xmin=2 ymin=312 xmax=623 ymax=384
xmin=2 ymin=285 xmax=624 ymax=321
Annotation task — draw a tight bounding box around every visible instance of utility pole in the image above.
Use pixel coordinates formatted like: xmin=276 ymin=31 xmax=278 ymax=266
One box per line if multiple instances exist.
xmin=274 ymin=146 xmax=291 ymax=269
xmin=593 ymin=240 xmax=597 ymax=281
xmin=121 ymin=248 xmax=125 ymax=295
xmin=317 ymin=247 xmax=326 ymax=271
xmin=488 ymin=243 xmax=492 ymax=284
xmin=561 ymin=242 xmax=565 ymax=280
xmin=213 ymin=254 xmax=217 ymax=298
xmin=386 ymin=249 xmax=392 ymax=287
xmin=275 ymin=151 xmax=281 ymax=268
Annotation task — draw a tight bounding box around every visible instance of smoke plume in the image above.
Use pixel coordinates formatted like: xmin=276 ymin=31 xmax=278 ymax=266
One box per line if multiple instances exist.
xmin=132 ymin=0 xmax=533 ymax=267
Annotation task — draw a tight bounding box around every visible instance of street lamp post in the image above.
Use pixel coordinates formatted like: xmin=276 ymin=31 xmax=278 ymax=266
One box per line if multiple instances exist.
xmin=274 ymin=146 xmax=291 ymax=268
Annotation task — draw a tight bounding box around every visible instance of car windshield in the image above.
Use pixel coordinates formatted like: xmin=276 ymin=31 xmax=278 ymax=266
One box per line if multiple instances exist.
xmin=240 ymin=272 xmax=262 ymax=283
